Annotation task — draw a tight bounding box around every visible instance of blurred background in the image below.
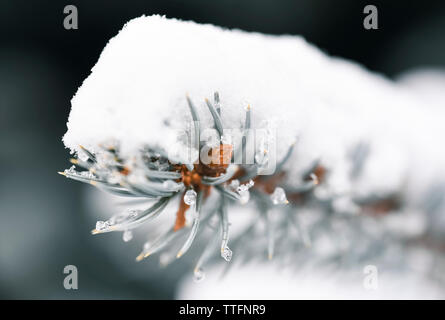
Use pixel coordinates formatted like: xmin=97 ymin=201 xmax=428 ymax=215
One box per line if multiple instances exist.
xmin=1 ymin=0 xmax=444 ymax=299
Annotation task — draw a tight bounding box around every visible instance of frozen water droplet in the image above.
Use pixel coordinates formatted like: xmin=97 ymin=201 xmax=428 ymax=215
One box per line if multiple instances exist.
xmin=239 ymin=190 xmax=250 ymax=205
xmin=309 ymin=173 xmax=319 ymax=185
xmin=193 ymin=268 xmax=205 ymax=282
xmin=255 ymin=135 xmax=271 ymax=167
xmin=237 ymin=180 xmax=254 ymax=193
xmin=194 ymin=268 xmax=205 ymax=282
xmin=122 ymin=230 xmax=133 ymax=242
xmin=95 ymin=220 xmax=109 ymax=231
xmin=236 ymin=180 xmax=254 ymax=204
xmin=80 ymin=170 xmax=95 ymax=179
xmin=65 ymin=165 xmax=76 ymax=175
xmin=221 ymin=246 xmax=233 ymax=262
xmin=109 ymin=209 xmax=140 ymax=225
xmin=270 ymin=187 xmax=288 ymax=205
xmin=126 ymin=209 xmax=140 ymax=218
xmin=229 ymin=179 xmax=240 ymax=191
xmin=143 ymin=242 xmax=151 ymax=251
xmin=184 ymin=189 xmax=197 ymax=206
xmin=255 ymin=149 xmax=269 ymax=167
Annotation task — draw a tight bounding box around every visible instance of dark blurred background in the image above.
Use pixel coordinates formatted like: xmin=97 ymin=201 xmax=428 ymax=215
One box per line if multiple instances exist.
xmin=0 ymin=0 xmax=444 ymax=299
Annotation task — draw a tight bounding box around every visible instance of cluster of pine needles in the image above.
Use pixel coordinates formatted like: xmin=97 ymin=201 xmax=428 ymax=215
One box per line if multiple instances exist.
xmin=60 ymin=92 xmax=404 ymax=280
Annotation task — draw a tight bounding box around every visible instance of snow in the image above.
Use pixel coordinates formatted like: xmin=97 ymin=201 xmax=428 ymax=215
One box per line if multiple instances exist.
xmin=176 ymin=262 xmax=445 ymax=299
xmin=63 ymin=16 xmax=445 ymax=298
xmin=64 ymin=14 xmax=445 ymax=215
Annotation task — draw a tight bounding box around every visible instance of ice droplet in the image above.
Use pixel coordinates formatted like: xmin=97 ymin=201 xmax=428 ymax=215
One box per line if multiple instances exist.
xmin=64 ymin=165 xmax=76 ymax=175
xmin=221 ymin=246 xmax=233 ymax=262
xmin=271 ymin=187 xmax=288 ymax=205
xmin=239 ymin=190 xmax=250 ymax=204
xmin=109 ymin=209 xmax=140 ymax=225
xmin=193 ymin=268 xmax=206 ymax=282
xmin=122 ymin=230 xmax=133 ymax=242
xmin=236 ymin=179 xmax=254 ymax=194
xmin=236 ymin=180 xmax=254 ymax=204
xmin=309 ymin=173 xmax=319 ymax=185
xmin=255 ymin=135 xmax=271 ymax=168
xmin=127 ymin=209 xmax=140 ymax=217
xmin=184 ymin=189 xmax=197 ymax=206
xmin=96 ymin=220 xmax=109 ymax=231
xmin=143 ymin=241 xmax=151 ymax=251
xmin=255 ymin=149 xmax=269 ymax=167
xmin=229 ymin=179 xmax=240 ymax=190
xmin=79 ymin=170 xmax=95 ymax=179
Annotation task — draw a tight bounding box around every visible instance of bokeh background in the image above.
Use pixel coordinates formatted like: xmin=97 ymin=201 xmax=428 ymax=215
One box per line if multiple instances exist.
xmin=1 ymin=0 xmax=444 ymax=299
